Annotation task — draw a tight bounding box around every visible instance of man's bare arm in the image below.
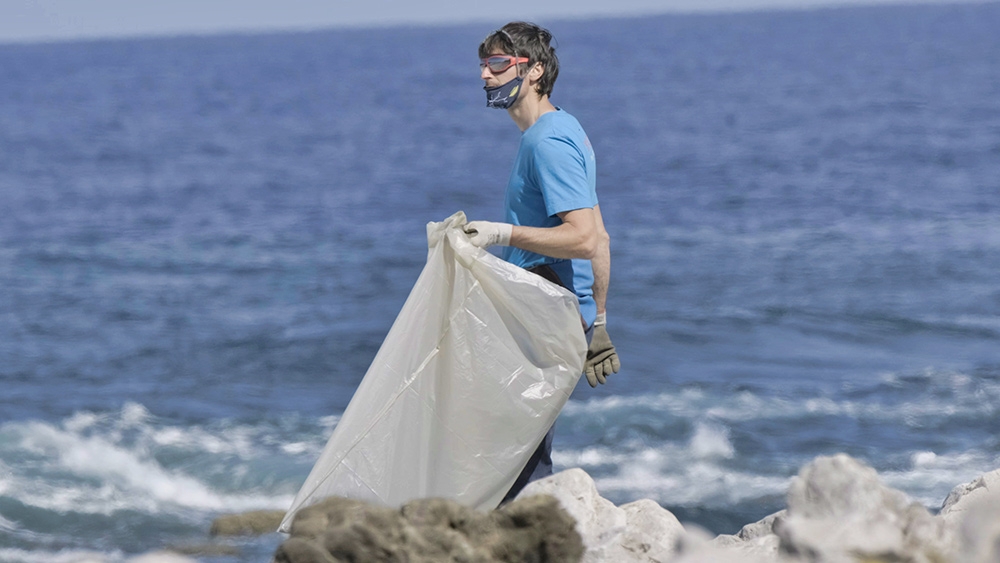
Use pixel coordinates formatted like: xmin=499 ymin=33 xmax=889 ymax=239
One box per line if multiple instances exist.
xmin=590 ymin=204 xmax=610 ymax=316
xmin=508 ymin=207 xmax=598 ymax=260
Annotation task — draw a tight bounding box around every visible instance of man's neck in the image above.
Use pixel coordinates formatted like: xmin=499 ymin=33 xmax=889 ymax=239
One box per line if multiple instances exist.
xmin=508 ymin=93 xmax=557 ymax=132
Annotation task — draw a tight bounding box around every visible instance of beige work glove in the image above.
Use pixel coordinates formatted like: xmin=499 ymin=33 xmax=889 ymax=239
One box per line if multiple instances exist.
xmin=585 ymin=313 xmax=620 ymax=387
xmin=464 ymin=221 xmax=512 ymax=248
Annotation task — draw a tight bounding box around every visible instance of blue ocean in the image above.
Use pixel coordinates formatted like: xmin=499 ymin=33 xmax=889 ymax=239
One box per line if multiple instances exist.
xmin=2 ymin=2 xmax=999 ymax=561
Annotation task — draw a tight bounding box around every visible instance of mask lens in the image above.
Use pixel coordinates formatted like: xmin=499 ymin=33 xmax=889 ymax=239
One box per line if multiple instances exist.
xmin=487 ymin=56 xmax=513 ymax=73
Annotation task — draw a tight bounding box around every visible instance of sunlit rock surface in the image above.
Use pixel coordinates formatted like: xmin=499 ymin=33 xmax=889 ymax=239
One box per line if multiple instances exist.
xmin=271 ymin=455 xmax=1000 ymax=562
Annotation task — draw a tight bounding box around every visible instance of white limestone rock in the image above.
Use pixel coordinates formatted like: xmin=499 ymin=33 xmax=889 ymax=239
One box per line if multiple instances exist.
xmin=710 ymin=510 xmax=786 ymax=562
xmin=738 ymin=509 xmax=786 ymax=541
xmin=127 ymin=552 xmax=198 ymax=563
xmin=607 ymin=498 xmax=684 ymax=562
xmin=674 ymin=524 xmax=776 ymax=563
xmin=939 ymin=467 xmax=1000 ymax=522
xmin=776 ymin=453 xmax=951 ymax=563
xmin=938 ymin=468 xmax=1000 ymax=563
xmin=517 ymin=468 xmax=627 ymax=563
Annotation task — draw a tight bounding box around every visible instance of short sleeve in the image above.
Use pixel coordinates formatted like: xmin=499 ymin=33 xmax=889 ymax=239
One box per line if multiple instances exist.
xmin=532 ymin=136 xmax=598 ymax=217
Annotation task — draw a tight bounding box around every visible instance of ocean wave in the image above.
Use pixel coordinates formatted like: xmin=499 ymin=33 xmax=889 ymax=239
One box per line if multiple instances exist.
xmin=3 ymin=422 xmax=293 ymax=515
xmin=881 ymin=450 xmax=1000 ymax=508
xmin=562 ymin=369 xmax=1000 ymax=424
xmin=0 ymin=548 xmax=123 ymax=563
xmin=554 ymin=422 xmax=789 ymax=507
xmin=0 ymin=403 xmax=321 ymax=517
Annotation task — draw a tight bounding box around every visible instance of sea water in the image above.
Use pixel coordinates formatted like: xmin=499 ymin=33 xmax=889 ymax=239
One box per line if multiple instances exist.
xmin=1 ymin=2 xmax=999 ymax=560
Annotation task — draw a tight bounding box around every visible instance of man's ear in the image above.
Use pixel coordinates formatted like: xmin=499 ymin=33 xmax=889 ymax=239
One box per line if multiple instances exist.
xmin=527 ymin=63 xmax=545 ymax=93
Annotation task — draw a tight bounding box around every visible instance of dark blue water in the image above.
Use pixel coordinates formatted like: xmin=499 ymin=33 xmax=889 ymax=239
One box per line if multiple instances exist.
xmin=2 ymin=2 xmax=999 ymax=561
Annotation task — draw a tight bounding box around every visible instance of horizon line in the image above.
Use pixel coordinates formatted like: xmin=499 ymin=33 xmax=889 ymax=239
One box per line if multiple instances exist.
xmin=0 ymin=0 xmax=992 ymax=47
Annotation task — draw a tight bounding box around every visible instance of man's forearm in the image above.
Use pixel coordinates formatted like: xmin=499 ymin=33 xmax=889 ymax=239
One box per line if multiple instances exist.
xmin=591 ymin=205 xmax=610 ymax=315
xmin=508 ymin=207 xmax=599 ymax=260
xmin=591 ymin=230 xmax=610 ymax=315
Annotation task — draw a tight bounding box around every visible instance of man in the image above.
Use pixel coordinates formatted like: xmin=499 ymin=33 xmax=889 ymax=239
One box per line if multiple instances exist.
xmin=463 ymin=22 xmax=620 ymax=503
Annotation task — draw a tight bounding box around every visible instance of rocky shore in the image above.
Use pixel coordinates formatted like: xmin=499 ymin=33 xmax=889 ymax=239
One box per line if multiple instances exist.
xmin=138 ymin=453 xmax=1000 ymax=562
xmin=272 ymin=454 xmax=1000 ymax=563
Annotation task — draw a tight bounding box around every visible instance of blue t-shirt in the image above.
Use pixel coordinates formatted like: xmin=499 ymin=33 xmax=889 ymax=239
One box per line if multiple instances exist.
xmin=501 ymin=109 xmax=599 ymax=327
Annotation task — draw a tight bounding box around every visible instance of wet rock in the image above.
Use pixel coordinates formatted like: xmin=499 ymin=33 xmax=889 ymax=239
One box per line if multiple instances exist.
xmin=209 ymin=509 xmax=286 ymax=536
xmin=274 ymin=493 xmax=583 ymax=563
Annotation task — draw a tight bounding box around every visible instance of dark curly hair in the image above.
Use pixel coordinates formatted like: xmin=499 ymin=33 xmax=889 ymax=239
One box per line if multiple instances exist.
xmin=478 ymin=22 xmax=559 ymax=98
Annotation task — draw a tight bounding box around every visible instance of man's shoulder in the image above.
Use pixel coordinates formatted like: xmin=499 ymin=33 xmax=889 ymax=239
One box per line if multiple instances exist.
xmin=522 ymin=111 xmax=587 ymax=152
xmin=525 ymin=109 xmax=582 ymax=135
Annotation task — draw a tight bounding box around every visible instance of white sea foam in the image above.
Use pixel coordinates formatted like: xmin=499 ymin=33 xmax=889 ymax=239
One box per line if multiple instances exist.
xmin=0 ymin=404 xmax=320 ymax=517
xmin=591 ymin=455 xmax=790 ymax=507
xmin=881 ymin=449 xmax=1000 ymax=508
xmin=555 ymin=432 xmax=1000 ymax=511
xmin=0 ymin=548 xmax=122 ymax=563
xmin=554 ymin=422 xmax=785 ymax=507
xmin=280 ymin=442 xmax=313 ymax=455
xmin=555 ymin=400 xmax=1000 ymax=513
xmin=562 ymin=369 xmax=1000 ymax=424
xmin=0 ymin=512 xmax=19 ymax=532
xmin=149 ymin=424 xmax=257 ymax=458
xmin=8 ymin=420 xmax=288 ymax=514
xmin=556 ymin=443 xmax=1000 ymax=511
xmin=689 ymin=422 xmax=735 ymax=460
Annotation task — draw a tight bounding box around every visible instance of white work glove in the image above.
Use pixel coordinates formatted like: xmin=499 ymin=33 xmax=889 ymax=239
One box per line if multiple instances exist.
xmin=464 ymin=221 xmax=512 ymax=248
xmin=585 ymin=313 xmax=620 ymax=387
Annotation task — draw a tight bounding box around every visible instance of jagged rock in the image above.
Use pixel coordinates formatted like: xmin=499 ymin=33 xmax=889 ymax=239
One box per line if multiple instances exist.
xmin=607 ymin=498 xmax=684 ymax=562
xmin=273 ymin=494 xmax=584 ymax=563
xmin=738 ymin=509 xmax=786 ymax=541
xmin=517 ymin=470 xmax=691 ymax=562
xmin=675 ymin=524 xmax=777 ymax=563
xmin=713 ymin=533 xmax=783 ymax=561
xmin=709 ymin=511 xmax=786 ymax=561
xmin=776 ymin=453 xmax=952 ymax=563
xmin=516 ymin=467 xmax=628 ymax=562
xmin=209 ymin=509 xmax=286 ymax=536
xmin=939 ymin=468 xmax=1000 ymax=563
xmin=940 ymin=467 xmax=1000 ymax=521
xmin=267 ymin=456 xmax=1000 ymax=563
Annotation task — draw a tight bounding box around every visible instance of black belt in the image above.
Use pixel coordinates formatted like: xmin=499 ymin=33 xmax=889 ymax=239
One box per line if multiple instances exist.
xmin=527 ymin=264 xmax=566 ymax=290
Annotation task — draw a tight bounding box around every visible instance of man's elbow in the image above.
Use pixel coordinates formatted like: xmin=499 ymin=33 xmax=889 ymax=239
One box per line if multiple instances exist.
xmin=598 ymin=228 xmax=610 ymax=251
xmin=577 ymin=229 xmax=600 ymax=259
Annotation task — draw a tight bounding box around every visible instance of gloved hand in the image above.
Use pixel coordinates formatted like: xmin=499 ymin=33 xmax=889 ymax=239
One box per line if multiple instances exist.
xmin=585 ymin=313 xmax=620 ymax=387
xmin=464 ymin=221 xmax=513 ymax=248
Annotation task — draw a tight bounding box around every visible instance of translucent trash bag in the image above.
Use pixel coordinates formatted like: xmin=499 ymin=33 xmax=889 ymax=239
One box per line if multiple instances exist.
xmin=279 ymin=211 xmax=586 ymax=532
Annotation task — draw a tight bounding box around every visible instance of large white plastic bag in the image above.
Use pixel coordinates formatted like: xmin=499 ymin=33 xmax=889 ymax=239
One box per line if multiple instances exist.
xmin=279 ymin=211 xmax=586 ymax=532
